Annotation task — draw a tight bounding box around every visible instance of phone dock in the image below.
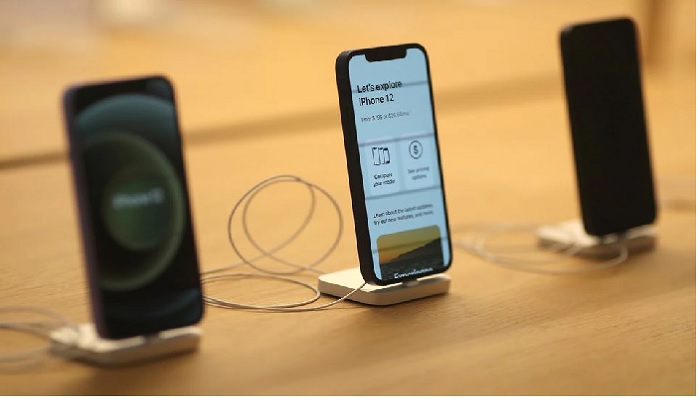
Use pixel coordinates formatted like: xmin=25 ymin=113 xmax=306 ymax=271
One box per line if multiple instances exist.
xmin=318 ymin=268 xmax=450 ymax=306
xmin=49 ymin=323 xmax=200 ymax=367
xmin=536 ymin=219 xmax=656 ymax=258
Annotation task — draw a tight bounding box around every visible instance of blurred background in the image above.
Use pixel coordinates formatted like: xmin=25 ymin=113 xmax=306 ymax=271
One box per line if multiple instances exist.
xmin=0 ymin=5 xmax=694 ymax=394
xmin=0 ymin=0 xmax=694 ymax=167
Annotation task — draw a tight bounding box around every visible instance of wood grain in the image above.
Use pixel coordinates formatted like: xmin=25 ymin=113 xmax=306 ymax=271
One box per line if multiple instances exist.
xmin=0 ymin=0 xmax=694 ymax=395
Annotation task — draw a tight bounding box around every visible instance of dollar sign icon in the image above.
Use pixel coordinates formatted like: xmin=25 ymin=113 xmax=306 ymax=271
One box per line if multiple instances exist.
xmin=409 ymin=140 xmax=423 ymax=159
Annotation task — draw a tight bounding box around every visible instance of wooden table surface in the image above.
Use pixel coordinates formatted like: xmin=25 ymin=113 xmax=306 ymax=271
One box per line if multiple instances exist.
xmin=0 ymin=1 xmax=695 ymax=395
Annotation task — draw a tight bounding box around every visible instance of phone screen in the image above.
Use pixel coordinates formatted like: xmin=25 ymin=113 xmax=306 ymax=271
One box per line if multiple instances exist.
xmin=344 ymin=45 xmax=451 ymax=283
xmin=560 ymin=18 xmax=656 ymax=235
xmin=65 ymin=76 xmax=203 ymax=338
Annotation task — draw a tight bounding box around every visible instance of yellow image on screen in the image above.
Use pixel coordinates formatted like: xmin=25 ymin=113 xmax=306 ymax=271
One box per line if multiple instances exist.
xmin=377 ymin=225 xmax=443 ymax=278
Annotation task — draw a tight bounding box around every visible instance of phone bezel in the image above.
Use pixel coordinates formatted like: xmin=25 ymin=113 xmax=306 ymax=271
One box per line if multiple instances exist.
xmin=335 ymin=43 xmax=453 ymax=286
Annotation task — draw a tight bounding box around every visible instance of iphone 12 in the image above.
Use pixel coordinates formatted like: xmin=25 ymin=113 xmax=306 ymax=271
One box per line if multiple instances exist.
xmin=336 ymin=43 xmax=452 ymax=285
xmin=560 ymin=18 xmax=656 ymax=235
xmin=63 ymin=76 xmax=204 ymax=339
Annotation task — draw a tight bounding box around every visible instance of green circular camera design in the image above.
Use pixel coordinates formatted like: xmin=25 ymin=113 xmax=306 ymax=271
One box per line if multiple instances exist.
xmin=78 ymin=95 xmax=186 ymax=292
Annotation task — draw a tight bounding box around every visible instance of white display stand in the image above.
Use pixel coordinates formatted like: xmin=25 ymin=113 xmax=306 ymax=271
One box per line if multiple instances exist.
xmin=536 ymin=219 xmax=656 ymax=258
xmin=318 ymin=268 xmax=450 ymax=306
xmin=50 ymin=323 xmax=200 ymax=367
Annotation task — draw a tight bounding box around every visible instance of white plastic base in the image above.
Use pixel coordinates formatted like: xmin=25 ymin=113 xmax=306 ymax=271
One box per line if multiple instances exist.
xmin=536 ymin=219 xmax=656 ymax=258
xmin=318 ymin=268 xmax=450 ymax=306
xmin=50 ymin=323 xmax=200 ymax=367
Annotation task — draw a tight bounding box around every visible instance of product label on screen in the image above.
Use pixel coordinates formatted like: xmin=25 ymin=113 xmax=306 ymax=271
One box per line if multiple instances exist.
xmin=349 ymin=48 xmax=450 ymax=280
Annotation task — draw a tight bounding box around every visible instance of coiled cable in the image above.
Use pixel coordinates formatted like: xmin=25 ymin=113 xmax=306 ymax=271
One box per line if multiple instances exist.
xmin=454 ymin=223 xmax=629 ymax=275
xmin=201 ymin=175 xmax=365 ymax=311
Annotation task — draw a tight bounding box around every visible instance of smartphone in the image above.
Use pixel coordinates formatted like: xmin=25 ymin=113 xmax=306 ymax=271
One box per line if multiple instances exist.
xmin=63 ymin=76 xmax=204 ymax=339
xmin=336 ymin=43 xmax=452 ymax=286
xmin=560 ymin=17 xmax=656 ymax=236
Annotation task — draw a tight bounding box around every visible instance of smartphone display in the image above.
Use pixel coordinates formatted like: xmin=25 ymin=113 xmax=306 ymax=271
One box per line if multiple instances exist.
xmin=63 ymin=76 xmax=203 ymax=339
xmin=560 ymin=17 xmax=656 ymax=236
xmin=336 ymin=44 xmax=452 ymax=286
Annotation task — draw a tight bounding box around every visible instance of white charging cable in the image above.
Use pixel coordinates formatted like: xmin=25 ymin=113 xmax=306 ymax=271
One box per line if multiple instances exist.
xmin=201 ymin=175 xmax=366 ymax=311
xmin=454 ymin=223 xmax=629 ymax=275
xmin=0 ymin=306 xmax=79 ymax=370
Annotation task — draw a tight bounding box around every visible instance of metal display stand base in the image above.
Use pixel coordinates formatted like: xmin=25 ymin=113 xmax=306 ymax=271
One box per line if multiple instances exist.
xmin=50 ymin=323 xmax=200 ymax=367
xmin=318 ymin=268 xmax=451 ymax=306
xmin=536 ymin=219 xmax=656 ymax=258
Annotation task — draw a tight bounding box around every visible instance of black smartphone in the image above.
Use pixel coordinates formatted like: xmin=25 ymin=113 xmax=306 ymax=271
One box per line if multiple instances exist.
xmin=63 ymin=76 xmax=204 ymax=339
xmin=336 ymin=43 xmax=452 ymax=286
xmin=560 ymin=17 xmax=656 ymax=236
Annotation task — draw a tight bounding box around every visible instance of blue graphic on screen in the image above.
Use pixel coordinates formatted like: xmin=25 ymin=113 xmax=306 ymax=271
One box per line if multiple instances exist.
xmin=349 ymin=48 xmax=450 ymax=281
